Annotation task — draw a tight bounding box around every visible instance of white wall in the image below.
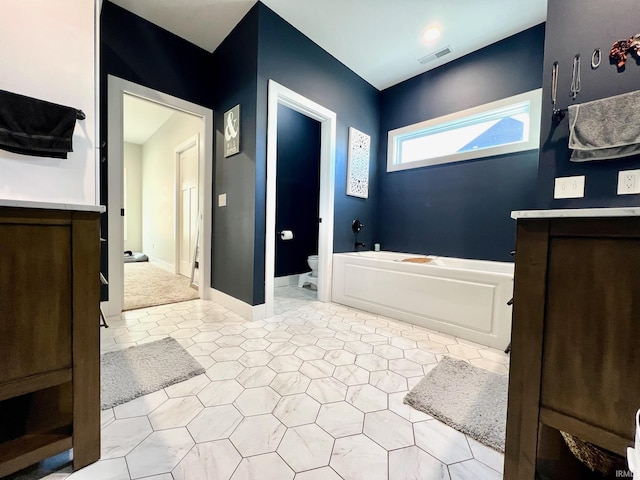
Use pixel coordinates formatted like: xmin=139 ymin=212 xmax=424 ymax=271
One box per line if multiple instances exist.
xmin=141 ymin=111 xmax=202 ymax=268
xmin=0 ymin=0 xmax=97 ymax=205
xmin=124 ymin=143 xmax=142 ymax=252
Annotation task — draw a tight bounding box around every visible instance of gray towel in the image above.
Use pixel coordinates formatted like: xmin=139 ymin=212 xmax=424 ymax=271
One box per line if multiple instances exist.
xmin=568 ymin=90 xmax=640 ymax=162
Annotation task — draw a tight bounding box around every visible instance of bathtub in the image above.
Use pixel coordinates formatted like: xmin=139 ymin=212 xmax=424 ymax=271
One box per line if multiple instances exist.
xmin=331 ymin=251 xmax=514 ymax=349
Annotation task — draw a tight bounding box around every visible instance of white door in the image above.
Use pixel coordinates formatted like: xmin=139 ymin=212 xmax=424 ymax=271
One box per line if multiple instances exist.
xmin=178 ymin=143 xmax=199 ymax=277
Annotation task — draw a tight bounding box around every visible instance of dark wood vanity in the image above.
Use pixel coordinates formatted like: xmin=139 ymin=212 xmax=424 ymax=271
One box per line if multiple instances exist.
xmin=0 ymin=202 xmax=103 ymax=477
xmin=504 ymin=209 xmax=640 ymax=479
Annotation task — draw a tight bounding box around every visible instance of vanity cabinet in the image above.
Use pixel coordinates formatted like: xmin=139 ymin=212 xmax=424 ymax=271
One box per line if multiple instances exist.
xmin=504 ymin=212 xmax=640 ymax=479
xmin=0 ymin=204 xmax=102 ymax=477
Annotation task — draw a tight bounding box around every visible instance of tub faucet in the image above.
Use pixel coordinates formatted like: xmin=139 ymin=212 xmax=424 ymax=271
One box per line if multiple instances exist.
xmin=353 ymin=219 xmax=365 ymax=249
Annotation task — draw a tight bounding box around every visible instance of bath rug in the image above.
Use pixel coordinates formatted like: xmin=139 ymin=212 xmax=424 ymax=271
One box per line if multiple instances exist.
xmin=101 ymin=337 xmax=205 ymax=410
xmin=404 ymin=356 xmax=508 ymax=452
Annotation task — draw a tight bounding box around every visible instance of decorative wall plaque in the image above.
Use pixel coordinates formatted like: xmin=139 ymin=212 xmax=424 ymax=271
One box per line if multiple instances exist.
xmin=346 ymin=127 xmax=370 ymax=198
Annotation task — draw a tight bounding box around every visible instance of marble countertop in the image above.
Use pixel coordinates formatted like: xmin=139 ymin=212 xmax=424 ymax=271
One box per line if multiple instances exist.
xmin=0 ymin=199 xmax=105 ymax=213
xmin=511 ymin=207 xmax=640 ymax=219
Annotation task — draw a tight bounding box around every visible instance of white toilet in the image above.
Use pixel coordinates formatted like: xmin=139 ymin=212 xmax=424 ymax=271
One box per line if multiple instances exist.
xmin=298 ymin=254 xmax=319 ymax=288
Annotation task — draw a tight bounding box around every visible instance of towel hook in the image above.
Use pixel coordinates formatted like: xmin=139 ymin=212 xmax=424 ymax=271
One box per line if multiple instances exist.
xmin=551 ymin=61 xmax=566 ymax=123
xmin=76 ymin=109 xmax=86 ymax=120
xmin=591 ymin=48 xmax=601 ymax=69
xmin=570 ymin=54 xmax=581 ymax=100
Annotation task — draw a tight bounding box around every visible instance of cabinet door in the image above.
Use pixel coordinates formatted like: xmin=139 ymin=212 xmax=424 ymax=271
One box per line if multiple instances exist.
xmin=541 ymin=235 xmax=640 ymax=448
xmin=0 ymin=223 xmax=72 ymax=383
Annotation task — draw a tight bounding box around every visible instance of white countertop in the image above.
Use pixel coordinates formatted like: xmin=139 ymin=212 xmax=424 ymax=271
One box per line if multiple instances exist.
xmin=511 ymin=207 xmax=640 ymax=219
xmin=0 ymin=199 xmax=105 ymax=213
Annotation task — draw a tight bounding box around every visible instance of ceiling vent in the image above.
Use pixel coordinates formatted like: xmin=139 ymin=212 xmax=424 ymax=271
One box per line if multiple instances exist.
xmin=418 ymin=46 xmax=453 ymax=65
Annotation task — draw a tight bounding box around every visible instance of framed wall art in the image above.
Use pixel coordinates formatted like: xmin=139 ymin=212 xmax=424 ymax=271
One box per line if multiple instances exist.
xmin=346 ymin=127 xmax=370 ymax=198
xmin=224 ymin=104 xmax=240 ymax=157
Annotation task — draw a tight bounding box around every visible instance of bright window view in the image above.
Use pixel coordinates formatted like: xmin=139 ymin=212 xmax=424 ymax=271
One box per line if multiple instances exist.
xmin=387 ymin=89 xmax=542 ymax=172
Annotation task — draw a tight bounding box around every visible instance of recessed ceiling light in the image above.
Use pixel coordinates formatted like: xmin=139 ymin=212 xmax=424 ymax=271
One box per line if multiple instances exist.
xmin=422 ymin=26 xmax=441 ymax=43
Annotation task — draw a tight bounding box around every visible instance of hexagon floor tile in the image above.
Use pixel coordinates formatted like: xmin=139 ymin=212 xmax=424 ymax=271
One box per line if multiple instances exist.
xmin=32 ymin=289 xmax=507 ymax=480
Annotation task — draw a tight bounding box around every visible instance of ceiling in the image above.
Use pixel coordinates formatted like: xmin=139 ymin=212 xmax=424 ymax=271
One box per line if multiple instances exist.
xmin=109 ymin=0 xmax=547 ymax=91
xmin=123 ymin=94 xmax=177 ymax=144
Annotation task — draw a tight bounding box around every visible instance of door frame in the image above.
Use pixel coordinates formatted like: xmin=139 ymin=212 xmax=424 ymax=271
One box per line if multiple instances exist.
xmin=265 ymin=80 xmax=337 ymax=317
xmin=174 ymin=133 xmax=200 ymax=277
xmin=105 ymin=75 xmax=213 ymax=316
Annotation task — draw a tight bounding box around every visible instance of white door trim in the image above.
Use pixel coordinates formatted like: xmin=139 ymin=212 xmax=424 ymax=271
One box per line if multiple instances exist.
xmin=105 ymin=75 xmax=213 ymax=317
xmin=174 ymin=133 xmax=200 ymax=277
xmin=265 ymin=79 xmax=337 ymax=317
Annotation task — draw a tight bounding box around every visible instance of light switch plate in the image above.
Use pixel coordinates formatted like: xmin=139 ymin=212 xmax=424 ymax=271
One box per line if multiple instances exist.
xmin=218 ymin=193 xmax=227 ymax=207
xmin=554 ymin=176 xmax=585 ymax=199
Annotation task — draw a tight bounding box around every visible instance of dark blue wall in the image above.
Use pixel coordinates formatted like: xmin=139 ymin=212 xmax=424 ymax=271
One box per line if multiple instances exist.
xmin=254 ymin=3 xmax=380 ymax=303
xmin=377 ymin=25 xmax=545 ymax=262
xmin=210 ymin=5 xmax=259 ymax=305
xmin=99 ymin=1 xmax=213 ymax=299
xmin=101 ymin=1 xmax=212 ymax=110
xmin=275 ymin=105 xmax=321 ymax=277
xmin=537 ymin=0 xmax=640 ymax=209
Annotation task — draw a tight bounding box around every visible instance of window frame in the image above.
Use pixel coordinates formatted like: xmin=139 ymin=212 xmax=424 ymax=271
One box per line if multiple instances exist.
xmin=387 ymin=89 xmax=542 ymax=172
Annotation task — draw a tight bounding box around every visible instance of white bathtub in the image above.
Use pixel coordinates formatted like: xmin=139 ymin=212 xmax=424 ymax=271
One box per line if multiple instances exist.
xmin=331 ymin=251 xmax=514 ymax=349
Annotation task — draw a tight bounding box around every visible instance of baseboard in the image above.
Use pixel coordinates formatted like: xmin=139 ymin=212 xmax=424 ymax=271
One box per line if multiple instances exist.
xmin=147 ymin=256 xmax=175 ymax=273
xmin=209 ymin=288 xmax=266 ymax=321
xmin=274 ymin=274 xmax=300 ymax=287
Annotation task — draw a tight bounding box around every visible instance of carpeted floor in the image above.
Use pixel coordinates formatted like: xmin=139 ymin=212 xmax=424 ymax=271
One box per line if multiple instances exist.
xmin=124 ymin=261 xmax=199 ymax=311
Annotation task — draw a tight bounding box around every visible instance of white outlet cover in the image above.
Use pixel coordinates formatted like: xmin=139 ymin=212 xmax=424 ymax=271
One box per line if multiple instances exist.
xmin=554 ymin=175 xmax=585 ymax=199
xmin=218 ymin=193 xmax=227 ymax=207
xmin=617 ymin=169 xmax=640 ymax=195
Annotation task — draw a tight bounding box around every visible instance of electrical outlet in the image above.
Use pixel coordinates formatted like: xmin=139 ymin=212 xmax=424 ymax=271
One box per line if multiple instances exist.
xmin=218 ymin=193 xmax=227 ymax=207
xmin=554 ymin=176 xmax=585 ymax=199
xmin=617 ymin=170 xmax=640 ymax=195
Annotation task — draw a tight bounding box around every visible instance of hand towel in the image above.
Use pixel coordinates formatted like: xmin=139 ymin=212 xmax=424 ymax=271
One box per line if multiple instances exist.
xmin=0 ymin=89 xmax=78 ymax=159
xmin=568 ymin=90 xmax=640 ymax=162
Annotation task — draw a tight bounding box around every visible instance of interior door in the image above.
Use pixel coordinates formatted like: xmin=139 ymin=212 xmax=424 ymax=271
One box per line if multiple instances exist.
xmin=178 ymin=143 xmax=198 ymax=277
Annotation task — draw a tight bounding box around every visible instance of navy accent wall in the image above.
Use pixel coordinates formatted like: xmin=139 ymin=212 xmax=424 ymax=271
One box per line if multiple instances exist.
xmin=255 ymin=3 xmax=380 ymax=303
xmin=377 ymin=25 xmax=545 ymax=262
xmin=537 ymin=0 xmax=640 ymax=209
xmin=99 ymin=1 xmax=213 ymax=300
xmin=210 ymin=5 xmax=259 ymax=306
xmin=275 ymin=105 xmax=321 ymax=277
xmin=101 ymin=1 xmax=212 ymax=110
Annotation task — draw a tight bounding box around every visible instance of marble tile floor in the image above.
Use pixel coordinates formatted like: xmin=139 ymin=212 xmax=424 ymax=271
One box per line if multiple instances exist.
xmin=10 ymin=286 xmax=509 ymax=480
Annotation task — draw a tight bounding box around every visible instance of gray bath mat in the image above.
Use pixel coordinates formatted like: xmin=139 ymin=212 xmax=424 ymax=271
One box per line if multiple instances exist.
xmin=404 ymin=356 xmax=508 ymax=452
xmin=101 ymin=337 xmax=205 ymax=410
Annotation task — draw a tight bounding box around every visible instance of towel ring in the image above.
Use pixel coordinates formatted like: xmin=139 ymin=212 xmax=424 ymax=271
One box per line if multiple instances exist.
xmin=591 ymin=48 xmax=602 ymax=69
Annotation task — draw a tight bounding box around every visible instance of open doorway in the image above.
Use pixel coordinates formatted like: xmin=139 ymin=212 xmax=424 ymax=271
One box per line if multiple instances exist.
xmin=274 ymin=104 xmax=321 ymax=296
xmin=105 ymin=75 xmax=213 ymax=317
xmin=120 ymin=95 xmax=201 ymax=310
xmin=265 ymin=80 xmax=337 ymax=318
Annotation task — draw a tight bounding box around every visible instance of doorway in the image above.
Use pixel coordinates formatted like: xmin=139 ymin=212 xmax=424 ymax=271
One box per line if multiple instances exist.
xmin=176 ymin=134 xmax=200 ymax=279
xmin=275 ymin=104 xmax=321 ymax=291
xmin=105 ymin=75 xmax=213 ymax=317
xmin=265 ymin=80 xmax=337 ymax=318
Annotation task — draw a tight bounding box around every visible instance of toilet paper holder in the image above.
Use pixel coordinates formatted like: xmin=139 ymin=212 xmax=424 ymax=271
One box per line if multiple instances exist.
xmin=279 ymin=230 xmax=294 ymax=240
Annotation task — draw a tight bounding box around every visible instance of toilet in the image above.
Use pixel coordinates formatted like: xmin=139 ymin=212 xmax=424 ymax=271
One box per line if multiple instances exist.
xmin=298 ymin=254 xmax=319 ymax=288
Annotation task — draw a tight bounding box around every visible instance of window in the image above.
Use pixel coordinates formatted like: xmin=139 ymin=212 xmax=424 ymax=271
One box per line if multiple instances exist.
xmin=387 ymin=89 xmax=542 ymax=172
